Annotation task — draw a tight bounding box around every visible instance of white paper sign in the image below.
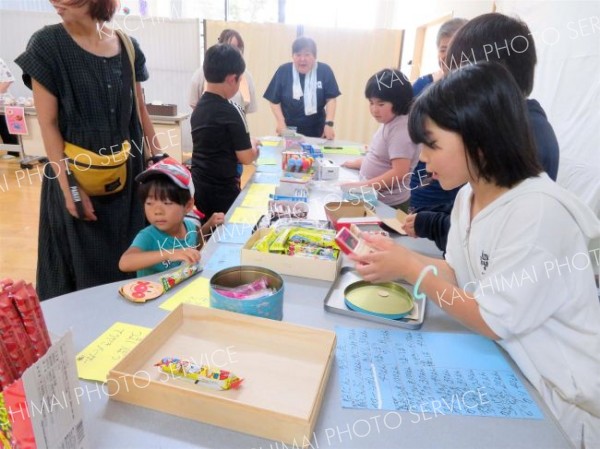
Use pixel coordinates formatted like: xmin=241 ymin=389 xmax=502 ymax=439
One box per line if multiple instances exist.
xmin=21 ymin=331 xmax=87 ymax=449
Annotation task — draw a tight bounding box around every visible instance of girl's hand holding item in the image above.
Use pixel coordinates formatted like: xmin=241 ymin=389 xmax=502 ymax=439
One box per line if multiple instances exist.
xmin=207 ymin=212 xmax=225 ymax=229
xmin=350 ymin=233 xmax=419 ymax=283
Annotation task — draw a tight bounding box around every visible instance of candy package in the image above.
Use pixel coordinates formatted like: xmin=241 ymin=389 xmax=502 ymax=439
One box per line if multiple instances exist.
xmin=287 ymin=242 xmax=339 ymax=261
xmin=0 ymin=290 xmax=36 ymax=379
xmin=155 ymin=357 xmax=243 ymax=390
xmin=10 ymin=281 xmax=52 ymax=359
xmin=158 ymin=262 xmax=202 ymax=292
xmin=213 ymin=277 xmax=275 ymax=300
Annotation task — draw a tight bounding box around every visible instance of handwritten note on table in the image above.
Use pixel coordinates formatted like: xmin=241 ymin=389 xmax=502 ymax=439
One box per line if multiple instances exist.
xmin=159 ymin=276 xmax=210 ymax=311
xmin=229 ymin=206 xmax=264 ymax=224
xmin=241 ymin=192 xmax=270 ymax=210
xmin=259 ymin=139 xmax=282 ymax=147
xmin=248 ymin=183 xmax=276 ymax=195
xmin=253 ymin=172 xmax=280 ymax=185
xmin=214 ymin=223 xmax=254 ymax=244
xmin=336 ymin=327 xmax=542 ymax=419
xmin=76 ymin=322 xmax=151 ymax=382
xmin=323 ymin=146 xmax=363 ymax=155
xmin=204 ymin=245 xmax=241 ymax=273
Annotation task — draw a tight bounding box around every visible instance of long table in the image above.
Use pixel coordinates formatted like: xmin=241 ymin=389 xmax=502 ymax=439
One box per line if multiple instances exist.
xmin=40 ymin=140 xmax=573 ymax=449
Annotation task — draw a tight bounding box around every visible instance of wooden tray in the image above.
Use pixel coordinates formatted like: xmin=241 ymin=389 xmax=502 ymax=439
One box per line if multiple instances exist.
xmin=107 ymin=304 xmax=336 ymax=447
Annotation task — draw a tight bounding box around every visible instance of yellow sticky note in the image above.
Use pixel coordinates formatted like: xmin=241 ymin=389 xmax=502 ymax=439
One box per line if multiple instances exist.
xmin=322 ymin=146 xmax=363 ymax=155
xmin=229 ymin=207 xmax=264 ymax=224
xmin=248 ymin=184 xmax=276 ymax=195
xmin=159 ymin=276 xmax=210 ymax=312
xmin=241 ymin=193 xmax=270 ymax=210
xmin=260 ymin=140 xmax=281 ymax=147
xmin=76 ymin=322 xmax=151 ymax=382
xmin=257 ymin=157 xmax=278 ymax=165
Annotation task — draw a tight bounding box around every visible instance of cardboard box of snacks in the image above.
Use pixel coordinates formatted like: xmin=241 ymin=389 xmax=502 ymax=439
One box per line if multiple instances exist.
xmin=241 ymin=228 xmax=342 ymax=281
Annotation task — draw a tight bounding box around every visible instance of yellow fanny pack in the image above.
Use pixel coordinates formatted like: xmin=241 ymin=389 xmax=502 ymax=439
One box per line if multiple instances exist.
xmin=64 ymin=140 xmax=131 ymax=196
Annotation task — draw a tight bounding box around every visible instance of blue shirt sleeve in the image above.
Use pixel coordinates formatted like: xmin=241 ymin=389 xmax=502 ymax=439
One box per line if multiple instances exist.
xmin=526 ymin=99 xmax=560 ymax=181
xmin=131 ymin=226 xmax=157 ymax=251
xmin=412 ymin=74 xmax=434 ymax=98
xmin=319 ymin=63 xmax=341 ymax=100
xmin=263 ymin=64 xmax=288 ymax=104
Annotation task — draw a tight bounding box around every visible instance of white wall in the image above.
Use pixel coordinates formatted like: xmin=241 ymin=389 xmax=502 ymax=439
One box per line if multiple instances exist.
xmin=497 ymin=0 xmax=600 ymax=170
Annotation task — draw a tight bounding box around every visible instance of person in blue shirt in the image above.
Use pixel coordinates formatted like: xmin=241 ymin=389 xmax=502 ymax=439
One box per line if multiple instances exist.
xmin=263 ymin=37 xmax=341 ymax=139
xmin=412 ymin=18 xmax=468 ymax=98
xmin=409 ymin=18 xmax=467 ymax=211
xmin=119 ymin=157 xmax=223 ymax=277
xmin=405 ymin=13 xmax=561 ymax=252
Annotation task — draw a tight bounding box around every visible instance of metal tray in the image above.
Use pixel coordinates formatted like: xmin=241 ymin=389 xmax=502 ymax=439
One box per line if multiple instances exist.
xmin=324 ymin=267 xmax=426 ymax=329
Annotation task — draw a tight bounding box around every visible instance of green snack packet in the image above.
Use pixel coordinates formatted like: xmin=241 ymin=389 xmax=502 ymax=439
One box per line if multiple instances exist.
xmin=269 ymin=228 xmax=294 ymax=253
xmin=252 ymin=229 xmax=279 ymax=253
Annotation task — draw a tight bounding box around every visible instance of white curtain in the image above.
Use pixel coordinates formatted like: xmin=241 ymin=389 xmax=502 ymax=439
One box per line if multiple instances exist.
xmin=497 ymin=0 xmax=600 ymax=171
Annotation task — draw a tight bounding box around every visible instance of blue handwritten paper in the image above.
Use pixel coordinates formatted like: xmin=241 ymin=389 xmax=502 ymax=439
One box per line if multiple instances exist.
xmin=213 ymin=223 xmax=254 ymax=245
xmin=336 ymin=327 xmax=542 ymax=419
xmin=203 ymin=245 xmax=241 ymax=273
xmin=257 ymin=146 xmax=280 ymax=157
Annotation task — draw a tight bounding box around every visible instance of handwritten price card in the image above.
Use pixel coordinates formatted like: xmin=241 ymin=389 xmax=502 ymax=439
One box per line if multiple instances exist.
xmin=159 ymin=276 xmax=210 ymax=311
xmin=76 ymin=322 xmax=151 ymax=382
xmin=336 ymin=327 xmax=542 ymax=419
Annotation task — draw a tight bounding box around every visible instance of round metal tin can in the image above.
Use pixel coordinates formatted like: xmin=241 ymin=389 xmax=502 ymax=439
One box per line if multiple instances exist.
xmin=210 ymin=266 xmax=284 ymax=320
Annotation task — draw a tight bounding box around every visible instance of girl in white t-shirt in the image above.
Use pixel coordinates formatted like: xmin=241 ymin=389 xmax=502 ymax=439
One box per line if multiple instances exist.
xmin=352 ymin=62 xmax=600 ymax=449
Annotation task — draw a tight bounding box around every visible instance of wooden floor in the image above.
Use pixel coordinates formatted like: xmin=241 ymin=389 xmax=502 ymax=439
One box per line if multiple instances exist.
xmin=0 ymin=154 xmax=41 ymax=284
xmin=0 ymin=152 xmax=255 ymax=287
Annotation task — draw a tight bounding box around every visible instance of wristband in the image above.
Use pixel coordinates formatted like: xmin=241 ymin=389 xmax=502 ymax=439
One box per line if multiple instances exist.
xmin=65 ymin=170 xmax=85 ymax=219
xmin=413 ymin=265 xmax=438 ymax=301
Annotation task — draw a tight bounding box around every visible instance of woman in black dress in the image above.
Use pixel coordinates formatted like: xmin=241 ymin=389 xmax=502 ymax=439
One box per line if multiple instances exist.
xmin=15 ymin=0 xmax=162 ymax=300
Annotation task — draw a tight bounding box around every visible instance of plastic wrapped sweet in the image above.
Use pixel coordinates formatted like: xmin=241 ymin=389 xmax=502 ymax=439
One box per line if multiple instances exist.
xmin=0 ymin=290 xmax=36 ymax=378
xmin=0 ymin=337 xmax=16 ymax=390
xmin=10 ymin=281 xmax=52 ymax=359
xmin=158 ymin=262 xmax=202 ymax=292
xmin=213 ymin=277 xmax=274 ymax=300
xmin=287 ymin=242 xmax=339 ymax=261
xmin=155 ymin=357 xmax=243 ymax=390
xmin=271 ymin=218 xmax=330 ymax=231
xmin=1 ymin=94 xmax=16 ymax=106
xmin=252 ymin=229 xmax=278 ymax=253
xmin=268 ymin=228 xmax=293 ymax=253
xmin=287 ymin=228 xmax=338 ymax=249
